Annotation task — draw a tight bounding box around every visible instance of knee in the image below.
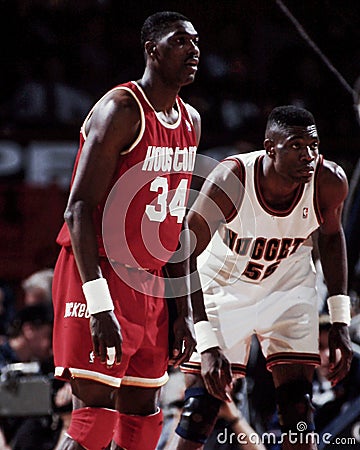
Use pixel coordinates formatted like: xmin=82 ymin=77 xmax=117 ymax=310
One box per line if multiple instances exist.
xmin=67 ymin=407 xmax=118 ymax=449
xmin=275 ymin=380 xmax=315 ymax=433
xmin=114 ymin=408 xmax=163 ymax=450
xmin=175 ymin=387 xmax=222 ymax=444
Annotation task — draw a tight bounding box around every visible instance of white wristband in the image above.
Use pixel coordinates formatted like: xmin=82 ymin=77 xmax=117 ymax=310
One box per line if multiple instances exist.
xmin=82 ymin=278 xmax=114 ymax=315
xmin=194 ymin=321 xmax=220 ymax=354
xmin=327 ymin=294 xmax=351 ymax=325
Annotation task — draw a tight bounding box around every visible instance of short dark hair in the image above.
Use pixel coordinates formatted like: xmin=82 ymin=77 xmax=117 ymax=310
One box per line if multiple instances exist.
xmin=266 ymin=105 xmax=316 ymax=136
xmin=8 ymin=304 xmax=53 ymax=337
xmin=140 ymin=11 xmax=190 ymax=48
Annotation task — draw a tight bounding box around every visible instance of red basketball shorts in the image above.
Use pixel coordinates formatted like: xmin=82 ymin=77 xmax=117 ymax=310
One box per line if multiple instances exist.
xmin=52 ymin=247 xmax=169 ymax=388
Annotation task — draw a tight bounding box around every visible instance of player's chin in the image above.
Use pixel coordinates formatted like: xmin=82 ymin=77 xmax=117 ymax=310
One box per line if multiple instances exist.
xmin=294 ymin=172 xmax=314 ymax=183
xmin=181 ymin=73 xmax=197 ymax=86
xmin=177 ymin=64 xmax=198 ymax=85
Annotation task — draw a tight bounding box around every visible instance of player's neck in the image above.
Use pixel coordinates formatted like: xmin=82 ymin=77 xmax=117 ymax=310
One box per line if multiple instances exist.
xmin=260 ymin=159 xmax=302 ymax=209
xmin=138 ymin=72 xmax=179 ymax=113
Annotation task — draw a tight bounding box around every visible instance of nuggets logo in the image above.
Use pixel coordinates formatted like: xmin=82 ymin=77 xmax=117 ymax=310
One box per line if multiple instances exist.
xmin=302 ymin=207 xmax=309 ymax=219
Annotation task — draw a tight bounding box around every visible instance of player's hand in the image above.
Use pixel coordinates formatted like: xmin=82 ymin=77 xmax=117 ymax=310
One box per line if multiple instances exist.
xmin=328 ymin=322 xmax=353 ymax=386
xmin=90 ymin=310 xmax=123 ymax=366
xmin=201 ymin=347 xmax=233 ymax=402
xmin=169 ymin=315 xmax=196 ymax=368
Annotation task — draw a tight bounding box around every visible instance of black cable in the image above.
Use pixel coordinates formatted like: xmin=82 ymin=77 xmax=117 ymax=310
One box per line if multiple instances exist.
xmin=274 ymin=0 xmax=356 ymax=99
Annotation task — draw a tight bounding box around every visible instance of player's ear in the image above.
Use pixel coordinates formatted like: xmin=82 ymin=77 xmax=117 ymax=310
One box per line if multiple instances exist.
xmin=264 ymin=138 xmax=275 ymax=157
xmin=145 ymin=41 xmax=157 ymax=59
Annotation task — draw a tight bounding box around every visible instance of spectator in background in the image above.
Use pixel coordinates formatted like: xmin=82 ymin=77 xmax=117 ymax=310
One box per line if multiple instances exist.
xmin=20 ymin=270 xmax=73 ymax=446
xmin=22 ymin=268 xmax=54 ymax=306
xmin=0 ymin=304 xmax=58 ymax=449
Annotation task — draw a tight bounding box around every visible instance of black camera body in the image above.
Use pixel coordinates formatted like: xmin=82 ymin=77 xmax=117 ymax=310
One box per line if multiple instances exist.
xmin=0 ymin=362 xmax=52 ymax=417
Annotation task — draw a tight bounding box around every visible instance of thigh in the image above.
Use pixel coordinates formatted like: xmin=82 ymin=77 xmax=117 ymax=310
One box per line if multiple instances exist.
xmin=184 ymin=373 xmax=206 ymax=389
xmin=271 ymin=363 xmax=315 ymax=388
xmin=70 ymin=378 xmax=116 ymax=409
xmin=115 ymin=385 xmax=161 ymax=415
xmin=122 ymin=296 xmax=169 ymax=387
xmin=258 ymin=285 xmax=320 ymax=370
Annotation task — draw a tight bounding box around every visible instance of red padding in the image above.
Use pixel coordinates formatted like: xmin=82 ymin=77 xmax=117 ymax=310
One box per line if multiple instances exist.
xmin=67 ymin=407 xmax=117 ymax=449
xmin=114 ymin=408 xmax=163 ymax=450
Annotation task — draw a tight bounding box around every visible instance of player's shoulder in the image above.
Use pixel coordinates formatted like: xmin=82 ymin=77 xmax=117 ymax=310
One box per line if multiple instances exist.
xmin=205 ymin=154 xmax=246 ymax=189
xmin=91 ymin=85 xmax=141 ymax=126
xmin=98 ymin=86 xmax=139 ymax=111
xmin=184 ymin=102 xmax=200 ymax=124
xmin=183 ymin=101 xmax=201 ymax=144
xmin=184 ymin=102 xmax=201 ymax=131
xmin=317 ymin=157 xmax=348 ymax=205
xmin=319 ymin=158 xmax=348 ymax=187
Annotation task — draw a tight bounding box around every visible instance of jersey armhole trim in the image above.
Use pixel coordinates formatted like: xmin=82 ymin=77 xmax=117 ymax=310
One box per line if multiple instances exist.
xmin=314 ymin=154 xmax=324 ymax=225
xmin=222 ymin=157 xmax=246 ymax=223
xmin=180 ymin=98 xmax=194 ymax=125
xmin=118 ymin=87 xmax=145 ymax=155
xmin=79 ymin=86 xmax=145 ymax=156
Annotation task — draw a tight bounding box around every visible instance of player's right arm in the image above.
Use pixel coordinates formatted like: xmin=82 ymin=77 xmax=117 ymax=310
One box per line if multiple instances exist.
xmin=64 ymin=89 xmax=141 ymax=365
xmin=317 ymin=159 xmax=352 ymax=385
xmin=187 ymin=159 xmax=244 ymax=400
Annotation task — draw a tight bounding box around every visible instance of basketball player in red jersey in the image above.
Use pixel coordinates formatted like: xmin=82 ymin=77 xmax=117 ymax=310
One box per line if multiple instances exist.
xmin=174 ymin=106 xmax=353 ymax=450
xmin=52 ymin=11 xmax=200 ymax=450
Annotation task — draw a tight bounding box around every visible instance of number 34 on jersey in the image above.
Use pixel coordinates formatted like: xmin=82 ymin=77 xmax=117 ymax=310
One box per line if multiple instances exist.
xmin=145 ymin=177 xmax=188 ymax=224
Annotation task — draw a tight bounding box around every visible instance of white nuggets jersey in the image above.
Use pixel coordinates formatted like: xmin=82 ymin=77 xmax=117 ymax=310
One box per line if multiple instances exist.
xmin=197 ymin=150 xmax=323 ymax=292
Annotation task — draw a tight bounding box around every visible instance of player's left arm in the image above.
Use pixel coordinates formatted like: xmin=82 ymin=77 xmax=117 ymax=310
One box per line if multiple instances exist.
xmin=164 ymin=220 xmax=196 ymax=367
xmin=317 ymin=159 xmax=353 ymax=385
xmin=164 ymin=103 xmax=201 ymax=367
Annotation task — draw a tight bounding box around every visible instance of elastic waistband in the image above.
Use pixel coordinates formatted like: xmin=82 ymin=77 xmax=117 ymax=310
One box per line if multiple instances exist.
xmin=64 ymin=247 xmax=154 ymax=271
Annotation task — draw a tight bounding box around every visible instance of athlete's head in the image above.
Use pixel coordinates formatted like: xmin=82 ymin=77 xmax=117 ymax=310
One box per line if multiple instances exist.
xmin=265 ymin=105 xmax=316 ymax=138
xmin=141 ymin=11 xmax=190 ymax=48
xmin=141 ymin=11 xmax=199 ymax=87
xmin=264 ymin=105 xmax=320 ymax=183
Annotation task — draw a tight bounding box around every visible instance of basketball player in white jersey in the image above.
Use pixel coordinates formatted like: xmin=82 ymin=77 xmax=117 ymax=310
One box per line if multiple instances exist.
xmin=174 ymin=106 xmax=353 ymax=450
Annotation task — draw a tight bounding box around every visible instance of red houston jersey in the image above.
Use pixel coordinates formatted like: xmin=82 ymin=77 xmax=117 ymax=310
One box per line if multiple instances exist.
xmin=56 ymin=81 xmax=197 ymax=269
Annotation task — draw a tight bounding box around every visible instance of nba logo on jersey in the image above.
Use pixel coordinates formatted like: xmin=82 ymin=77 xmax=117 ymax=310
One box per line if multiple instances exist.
xmin=302 ymin=207 xmax=309 ymax=219
xmin=185 ymin=119 xmax=192 ymax=132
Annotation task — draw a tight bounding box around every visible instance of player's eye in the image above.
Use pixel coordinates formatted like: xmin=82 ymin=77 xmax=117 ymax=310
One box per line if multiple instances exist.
xmin=192 ymin=37 xmax=199 ymax=46
xmin=176 ymin=37 xmax=186 ymax=45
